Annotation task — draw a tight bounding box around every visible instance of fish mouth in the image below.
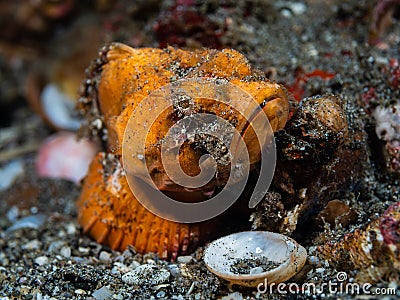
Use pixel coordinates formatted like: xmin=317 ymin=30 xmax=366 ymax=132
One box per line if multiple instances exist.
xmin=128 ymin=166 xmax=217 ymax=200
xmin=127 ymin=171 xmax=217 ymax=203
xmin=156 ymin=176 xmax=217 ymax=198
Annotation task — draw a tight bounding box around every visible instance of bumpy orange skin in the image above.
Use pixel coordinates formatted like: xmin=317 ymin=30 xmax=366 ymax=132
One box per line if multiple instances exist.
xmin=77 ymin=43 xmax=290 ymax=260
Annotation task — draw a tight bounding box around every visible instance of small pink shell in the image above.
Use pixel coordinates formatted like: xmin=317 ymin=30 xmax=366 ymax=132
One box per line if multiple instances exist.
xmin=36 ymin=132 xmax=98 ymax=184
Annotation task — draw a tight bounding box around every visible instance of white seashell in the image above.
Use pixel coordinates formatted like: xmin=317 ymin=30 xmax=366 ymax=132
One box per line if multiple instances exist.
xmin=0 ymin=160 xmax=24 ymax=191
xmin=36 ymin=132 xmax=98 ymax=184
xmin=41 ymin=84 xmax=82 ymax=131
xmin=203 ymin=231 xmax=307 ymax=287
xmin=6 ymin=214 xmax=46 ymax=233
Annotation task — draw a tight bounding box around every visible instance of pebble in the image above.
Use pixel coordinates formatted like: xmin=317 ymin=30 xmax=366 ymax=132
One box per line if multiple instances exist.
xmin=168 ymin=264 xmax=180 ymax=277
xmin=146 ymin=258 xmax=156 ymax=265
xmin=308 ymin=256 xmax=320 ymax=266
xmin=114 ymin=255 xmax=125 ymax=263
xmin=18 ymin=277 xmax=27 ymax=284
xmin=156 ymin=291 xmax=166 ymax=298
xmin=122 ymin=264 xmax=170 ymax=285
xmin=154 ymin=284 xmax=169 ymax=291
xmin=99 ymin=251 xmax=112 ymax=263
xmin=65 ymin=223 xmax=77 ymax=235
xmin=121 ymin=267 xmax=148 ymax=285
xmin=129 ymin=260 xmax=141 ymax=269
xmin=75 ymin=289 xmax=86 ymax=295
xmin=60 ymin=246 xmax=71 ymax=258
xmin=72 ymin=257 xmax=90 ymax=264
xmin=221 ymin=292 xmax=243 ymax=300
xmin=48 ymin=241 xmax=64 ymax=253
xmin=34 ymin=256 xmax=49 ymax=266
xmin=110 ymin=267 xmax=120 ymax=276
xmin=92 ymin=118 xmax=102 ymax=130
xmin=22 ymin=239 xmax=42 ymax=250
xmin=0 ymin=253 xmax=8 ymax=266
xmin=388 ymin=281 xmax=398 ymax=290
xmin=78 ymin=247 xmax=90 ymax=254
xmin=92 ymin=286 xmax=113 ymax=300
xmin=288 ymin=2 xmax=306 ymax=15
xmin=280 ymin=2 xmax=306 ymax=18
xmin=122 ymin=249 xmax=132 ymax=258
xmin=177 ymin=256 xmax=192 ymax=264
xmin=6 ymin=206 xmax=19 ymax=222
xmin=249 ymin=267 xmax=263 ymax=275
xmin=186 ymin=282 xmax=196 ymax=295
xmin=111 ymin=262 xmax=130 ymax=275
